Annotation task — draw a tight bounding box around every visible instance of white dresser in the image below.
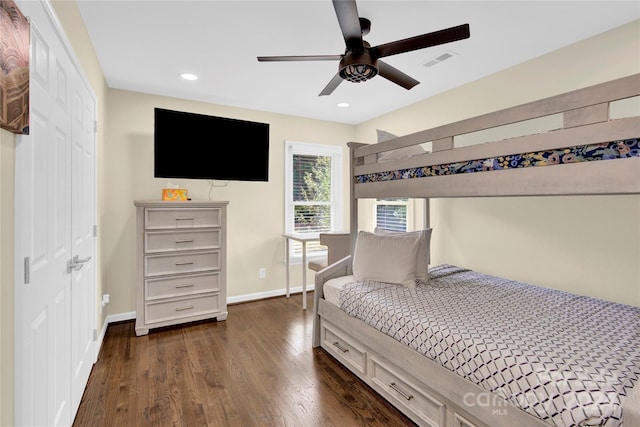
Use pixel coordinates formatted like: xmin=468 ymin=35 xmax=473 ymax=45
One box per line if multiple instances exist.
xmin=134 ymin=200 xmax=228 ymax=336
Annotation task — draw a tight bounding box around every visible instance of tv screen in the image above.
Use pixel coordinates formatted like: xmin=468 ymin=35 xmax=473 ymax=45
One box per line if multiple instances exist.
xmin=154 ymin=108 xmax=270 ymax=181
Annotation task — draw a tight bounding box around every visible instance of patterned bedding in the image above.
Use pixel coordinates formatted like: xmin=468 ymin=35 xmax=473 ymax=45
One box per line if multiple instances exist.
xmin=338 ymin=264 xmax=640 ymax=427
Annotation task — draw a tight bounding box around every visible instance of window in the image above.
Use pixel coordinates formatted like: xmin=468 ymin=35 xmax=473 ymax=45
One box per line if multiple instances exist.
xmin=285 ymin=141 xmax=343 ymax=260
xmin=375 ymin=198 xmax=409 ymax=232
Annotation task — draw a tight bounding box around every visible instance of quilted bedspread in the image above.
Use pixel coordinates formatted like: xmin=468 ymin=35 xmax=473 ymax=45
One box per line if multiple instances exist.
xmin=339 ymin=264 xmax=640 ymax=427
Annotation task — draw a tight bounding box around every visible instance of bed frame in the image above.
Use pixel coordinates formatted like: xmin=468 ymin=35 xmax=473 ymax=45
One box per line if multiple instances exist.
xmin=312 ymin=74 xmax=640 ymax=427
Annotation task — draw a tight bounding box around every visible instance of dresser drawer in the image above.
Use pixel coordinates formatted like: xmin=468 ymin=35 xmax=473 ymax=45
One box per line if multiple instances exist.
xmin=145 ymin=272 xmax=220 ymax=300
xmin=145 ymin=208 xmax=222 ymax=229
xmin=145 ymin=250 xmax=219 ymax=277
xmin=145 ymin=229 xmax=220 ymax=253
xmin=370 ymin=355 xmax=446 ymax=427
xmin=145 ymin=294 xmax=221 ymax=324
xmin=321 ymin=320 xmax=367 ymax=375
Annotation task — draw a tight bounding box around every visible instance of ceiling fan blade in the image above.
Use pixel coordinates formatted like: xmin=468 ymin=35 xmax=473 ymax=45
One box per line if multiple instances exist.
xmin=373 ymin=24 xmax=470 ymax=58
xmin=332 ymin=0 xmax=364 ymax=51
xmin=319 ymin=73 xmax=344 ymax=96
xmin=378 ymin=60 xmax=420 ymax=90
xmin=257 ymin=55 xmax=342 ymax=62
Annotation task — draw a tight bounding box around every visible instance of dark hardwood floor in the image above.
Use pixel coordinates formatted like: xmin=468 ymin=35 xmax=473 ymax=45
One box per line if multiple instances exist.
xmin=73 ymin=292 xmax=417 ymax=427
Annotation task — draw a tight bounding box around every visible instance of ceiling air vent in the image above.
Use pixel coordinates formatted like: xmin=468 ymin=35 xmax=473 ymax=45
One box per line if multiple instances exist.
xmin=422 ymin=51 xmax=457 ymax=68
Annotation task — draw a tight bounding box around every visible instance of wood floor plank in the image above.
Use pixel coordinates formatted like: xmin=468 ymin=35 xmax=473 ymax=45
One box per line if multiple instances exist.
xmin=73 ymin=293 xmax=417 ymax=427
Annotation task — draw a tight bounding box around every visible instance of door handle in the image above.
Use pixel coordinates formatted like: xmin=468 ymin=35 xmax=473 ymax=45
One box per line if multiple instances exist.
xmin=73 ymin=255 xmax=92 ymax=264
xmin=67 ymin=254 xmax=92 ymax=274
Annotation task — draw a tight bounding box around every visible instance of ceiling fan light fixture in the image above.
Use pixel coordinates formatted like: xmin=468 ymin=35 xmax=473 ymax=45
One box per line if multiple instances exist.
xmin=339 ymin=51 xmax=378 ymax=83
xmin=339 ymin=63 xmax=378 ymax=83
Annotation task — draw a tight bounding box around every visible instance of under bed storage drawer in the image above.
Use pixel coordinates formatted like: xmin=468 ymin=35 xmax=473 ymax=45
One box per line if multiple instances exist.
xmin=370 ymin=355 xmax=446 ymax=427
xmin=452 ymin=413 xmax=478 ymax=427
xmin=321 ymin=320 xmax=367 ymax=375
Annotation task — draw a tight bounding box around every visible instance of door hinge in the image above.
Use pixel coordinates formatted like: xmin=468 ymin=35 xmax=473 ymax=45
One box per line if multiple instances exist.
xmin=93 ymin=225 xmax=97 ymax=237
xmin=94 ymin=120 xmax=98 ymax=133
xmin=24 ymin=257 xmax=30 ymax=284
xmin=93 ymin=329 xmax=97 ymax=341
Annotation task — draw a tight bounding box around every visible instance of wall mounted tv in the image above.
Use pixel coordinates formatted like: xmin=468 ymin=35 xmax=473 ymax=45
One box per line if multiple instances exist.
xmin=154 ymin=108 xmax=270 ymax=181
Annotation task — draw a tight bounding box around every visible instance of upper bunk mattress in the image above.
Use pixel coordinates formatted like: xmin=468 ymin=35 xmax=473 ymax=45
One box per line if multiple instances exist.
xmin=334 ymin=264 xmax=640 ymax=427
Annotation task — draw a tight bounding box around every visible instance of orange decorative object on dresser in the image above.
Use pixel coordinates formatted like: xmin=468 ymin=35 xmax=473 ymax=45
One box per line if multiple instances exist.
xmin=162 ymin=188 xmax=188 ymax=201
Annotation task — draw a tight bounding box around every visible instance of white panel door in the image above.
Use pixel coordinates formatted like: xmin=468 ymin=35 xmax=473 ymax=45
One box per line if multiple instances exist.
xmin=14 ymin=14 xmax=73 ymax=427
xmin=14 ymin=1 xmax=97 ymax=426
xmin=69 ymin=71 xmax=96 ymax=413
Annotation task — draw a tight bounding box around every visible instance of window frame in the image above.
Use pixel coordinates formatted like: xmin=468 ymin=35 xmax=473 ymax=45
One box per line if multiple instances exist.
xmin=284 ymin=140 xmax=343 ymax=261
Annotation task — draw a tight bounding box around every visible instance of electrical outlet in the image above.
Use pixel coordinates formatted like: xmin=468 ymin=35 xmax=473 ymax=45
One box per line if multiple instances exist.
xmin=101 ymin=294 xmax=110 ymax=307
xmin=259 ymin=268 xmax=266 ymax=279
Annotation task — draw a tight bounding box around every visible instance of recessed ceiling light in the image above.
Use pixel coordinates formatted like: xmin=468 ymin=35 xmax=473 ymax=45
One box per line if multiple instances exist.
xmin=337 ymin=102 xmax=349 ymax=108
xmin=181 ymin=73 xmax=198 ymax=81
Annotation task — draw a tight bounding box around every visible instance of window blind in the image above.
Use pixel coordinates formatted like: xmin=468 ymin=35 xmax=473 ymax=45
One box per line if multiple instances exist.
xmin=376 ymin=198 xmax=408 ymax=232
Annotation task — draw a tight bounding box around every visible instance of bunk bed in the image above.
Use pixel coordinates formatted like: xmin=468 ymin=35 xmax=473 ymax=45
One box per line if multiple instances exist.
xmin=311 ymin=74 xmax=640 ymax=427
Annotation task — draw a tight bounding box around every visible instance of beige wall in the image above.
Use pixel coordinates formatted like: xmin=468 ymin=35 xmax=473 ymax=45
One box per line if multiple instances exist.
xmin=355 ymin=20 xmax=640 ymax=306
xmin=0 ymin=128 xmax=15 ymax=427
xmin=105 ymin=90 xmax=354 ymax=314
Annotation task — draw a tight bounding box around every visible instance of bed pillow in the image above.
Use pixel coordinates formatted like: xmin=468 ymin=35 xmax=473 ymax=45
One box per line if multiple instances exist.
xmin=352 ymin=230 xmax=422 ymax=288
xmin=376 ymin=129 xmax=398 ymax=142
xmin=376 ymin=129 xmax=428 ymax=162
xmin=374 ymin=227 xmax=432 ymax=284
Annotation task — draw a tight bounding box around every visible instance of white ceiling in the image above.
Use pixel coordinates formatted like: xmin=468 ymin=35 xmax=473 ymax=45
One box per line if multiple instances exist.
xmin=75 ymin=1 xmax=639 ymax=125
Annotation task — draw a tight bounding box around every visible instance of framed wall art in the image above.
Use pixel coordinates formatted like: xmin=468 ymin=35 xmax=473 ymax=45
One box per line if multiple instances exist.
xmin=1 ymin=0 xmax=29 ymax=135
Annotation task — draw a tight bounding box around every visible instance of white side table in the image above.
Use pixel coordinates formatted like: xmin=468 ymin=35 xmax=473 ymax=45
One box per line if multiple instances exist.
xmin=282 ymin=232 xmax=320 ymax=310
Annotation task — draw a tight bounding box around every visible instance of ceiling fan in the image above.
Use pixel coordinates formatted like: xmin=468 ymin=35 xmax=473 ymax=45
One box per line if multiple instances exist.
xmin=257 ymin=0 xmax=470 ymax=96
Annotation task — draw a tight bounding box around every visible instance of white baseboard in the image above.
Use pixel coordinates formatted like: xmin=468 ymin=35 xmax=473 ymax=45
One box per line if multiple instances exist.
xmin=227 ymin=284 xmax=315 ymax=304
xmin=103 ymin=287 xmax=313 ymax=328
xmin=94 ymin=311 xmax=136 ymax=358
xmin=107 ymin=311 xmax=136 ymax=323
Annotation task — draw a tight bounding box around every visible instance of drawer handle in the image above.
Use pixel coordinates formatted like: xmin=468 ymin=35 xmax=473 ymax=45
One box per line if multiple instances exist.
xmin=176 ymin=217 xmax=195 ymax=221
xmin=175 ymin=239 xmax=194 ymax=243
xmin=175 ymin=262 xmax=194 ymax=266
xmin=332 ymin=341 xmax=349 ymax=353
xmin=389 ymin=382 xmax=414 ymax=401
xmin=175 ymin=283 xmax=195 ymax=289
xmin=175 ymin=305 xmax=194 ymax=311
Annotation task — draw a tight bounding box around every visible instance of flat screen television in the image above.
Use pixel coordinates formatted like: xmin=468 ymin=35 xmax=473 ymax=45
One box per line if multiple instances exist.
xmin=154 ymin=108 xmax=270 ymax=181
